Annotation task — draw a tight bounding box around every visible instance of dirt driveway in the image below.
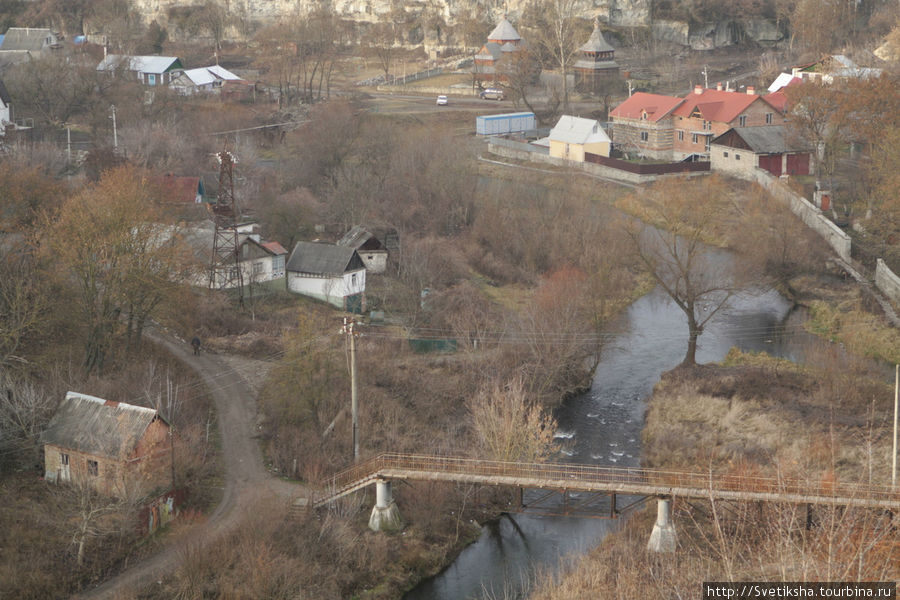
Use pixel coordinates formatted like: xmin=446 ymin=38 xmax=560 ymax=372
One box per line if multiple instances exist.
xmin=75 ymin=328 xmax=299 ymax=599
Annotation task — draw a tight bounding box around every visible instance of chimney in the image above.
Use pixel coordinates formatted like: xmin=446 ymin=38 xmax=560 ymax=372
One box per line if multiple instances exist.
xmin=694 ymin=84 xmax=703 ymax=95
xmin=716 ymin=82 xmax=722 ymax=91
xmin=746 ymin=86 xmax=755 ymax=95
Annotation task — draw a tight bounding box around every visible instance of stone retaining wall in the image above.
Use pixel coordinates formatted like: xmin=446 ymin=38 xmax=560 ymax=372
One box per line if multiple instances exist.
xmin=875 ymin=259 xmax=900 ymax=306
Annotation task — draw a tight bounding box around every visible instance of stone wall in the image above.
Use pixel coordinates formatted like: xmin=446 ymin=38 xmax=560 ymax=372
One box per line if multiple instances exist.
xmin=875 ymin=259 xmax=900 ymax=306
xmin=754 ymin=170 xmax=851 ymax=262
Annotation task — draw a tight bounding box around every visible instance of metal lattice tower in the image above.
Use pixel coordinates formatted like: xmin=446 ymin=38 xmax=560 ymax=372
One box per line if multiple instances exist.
xmin=209 ymin=149 xmax=244 ymax=305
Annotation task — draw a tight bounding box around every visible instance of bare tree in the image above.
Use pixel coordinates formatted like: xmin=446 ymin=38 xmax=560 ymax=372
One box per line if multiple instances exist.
xmin=0 ymin=374 xmax=55 ymax=468
xmin=529 ymin=0 xmax=584 ymax=112
xmin=467 ymin=375 xmax=558 ymax=463
xmin=623 ymin=176 xmax=742 ymax=366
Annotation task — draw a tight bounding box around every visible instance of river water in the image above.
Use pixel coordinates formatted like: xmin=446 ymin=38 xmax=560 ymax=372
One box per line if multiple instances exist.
xmin=406 ymin=286 xmax=816 ymax=600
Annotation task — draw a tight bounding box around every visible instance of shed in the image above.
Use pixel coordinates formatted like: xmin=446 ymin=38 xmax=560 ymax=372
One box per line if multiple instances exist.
xmin=476 ymin=112 xmax=536 ymax=136
xmin=548 ymin=115 xmax=611 ymax=161
xmin=42 ymin=392 xmax=170 ymax=496
xmin=337 ymin=226 xmax=388 ymax=273
xmin=286 ymin=241 xmax=366 ymax=313
xmin=0 ymin=27 xmax=60 ymax=53
xmin=710 ymin=126 xmax=812 ymax=179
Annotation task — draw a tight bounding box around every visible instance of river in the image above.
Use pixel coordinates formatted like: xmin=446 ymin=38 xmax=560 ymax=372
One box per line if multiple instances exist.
xmin=405 ymin=285 xmax=816 ymax=600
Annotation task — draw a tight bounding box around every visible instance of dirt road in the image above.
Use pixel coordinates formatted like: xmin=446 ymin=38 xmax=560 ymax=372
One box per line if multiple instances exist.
xmin=76 ymin=329 xmax=298 ymax=599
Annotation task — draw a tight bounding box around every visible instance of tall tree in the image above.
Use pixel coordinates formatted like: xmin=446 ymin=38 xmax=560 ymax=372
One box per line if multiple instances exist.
xmin=529 ymin=0 xmax=583 ymax=112
xmin=784 ymin=80 xmax=849 ymax=187
xmin=42 ymin=167 xmax=192 ymax=374
xmin=622 ymin=176 xmax=741 ymax=366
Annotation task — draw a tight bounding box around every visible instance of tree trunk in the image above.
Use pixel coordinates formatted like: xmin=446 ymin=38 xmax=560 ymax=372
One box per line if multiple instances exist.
xmin=683 ymin=312 xmax=700 ymax=366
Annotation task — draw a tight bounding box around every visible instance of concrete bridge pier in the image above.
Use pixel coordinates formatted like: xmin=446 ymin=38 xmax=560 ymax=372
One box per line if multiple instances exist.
xmin=368 ymin=478 xmax=403 ymax=532
xmin=647 ymin=497 xmax=677 ymax=553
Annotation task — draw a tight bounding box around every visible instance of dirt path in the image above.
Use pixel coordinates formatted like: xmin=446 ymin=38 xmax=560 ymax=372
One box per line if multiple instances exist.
xmin=75 ymin=328 xmax=299 ymax=599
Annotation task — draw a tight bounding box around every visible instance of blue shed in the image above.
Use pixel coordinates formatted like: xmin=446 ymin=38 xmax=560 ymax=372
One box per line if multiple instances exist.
xmin=476 ymin=112 xmax=536 ymax=136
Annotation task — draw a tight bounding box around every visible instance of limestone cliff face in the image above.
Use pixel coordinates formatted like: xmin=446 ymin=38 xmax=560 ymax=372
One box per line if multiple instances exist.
xmin=132 ymin=0 xmax=778 ymax=51
xmin=132 ymin=0 xmax=652 ymax=31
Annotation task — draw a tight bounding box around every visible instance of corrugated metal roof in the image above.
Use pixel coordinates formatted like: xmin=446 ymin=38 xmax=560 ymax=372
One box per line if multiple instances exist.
xmin=286 ymin=241 xmax=362 ymax=276
xmin=97 ymin=54 xmax=182 ymax=74
xmin=206 ymin=65 xmax=243 ymax=81
xmin=549 ymin=115 xmax=611 ymax=145
xmin=0 ymin=28 xmax=54 ymax=52
xmin=42 ymin=392 xmax=163 ymax=460
xmin=712 ymin=126 xmax=809 ymax=153
xmin=180 ymin=65 xmax=244 ymax=86
xmin=487 ymin=17 xmax=520 ymax=42
xmin=336 ymin=225 xmax=385 ymax=251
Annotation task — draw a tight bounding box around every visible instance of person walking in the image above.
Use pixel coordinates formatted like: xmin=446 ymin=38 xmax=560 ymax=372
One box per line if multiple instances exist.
xmin=191 ymin=336 xmax=201 ymax=355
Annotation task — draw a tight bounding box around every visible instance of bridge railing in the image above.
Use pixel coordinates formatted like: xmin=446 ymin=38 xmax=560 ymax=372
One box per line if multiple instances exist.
xmin=320 ymin=453 xmax=900 ymax=504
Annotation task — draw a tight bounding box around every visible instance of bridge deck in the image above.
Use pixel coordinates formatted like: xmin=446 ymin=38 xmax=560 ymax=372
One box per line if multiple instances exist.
xmin=314 ymin=453 xmax=900 ymax=510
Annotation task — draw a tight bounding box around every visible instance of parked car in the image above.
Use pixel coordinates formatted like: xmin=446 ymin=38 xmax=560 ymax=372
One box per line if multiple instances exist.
xmin=436 ymin=95 xmax=448 ymax=106
xmin=479 ymin=88 xmax=505 ymax=100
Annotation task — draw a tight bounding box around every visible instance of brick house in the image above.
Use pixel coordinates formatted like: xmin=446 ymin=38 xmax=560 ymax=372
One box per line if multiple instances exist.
xmin=609 ymin=92 xmax=684 ymax=160
xmin=43 ymin=392 xmax=171 ymax=497
xmin=671 ymin=84 xmax=787 ymax=160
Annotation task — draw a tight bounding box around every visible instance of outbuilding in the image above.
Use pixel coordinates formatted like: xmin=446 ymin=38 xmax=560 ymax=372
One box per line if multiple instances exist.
xmin=337 ymin=226 xmax=388 ymax=273
xmin=710 ymin=126 xmax=812 ymax=179
xmin=42 ymin=392 xmax=171 ymax=497
xmin=548 ymin=115 xmax=611 ymax=161
xmin=286 ymin=241 xmax=366 ymax=313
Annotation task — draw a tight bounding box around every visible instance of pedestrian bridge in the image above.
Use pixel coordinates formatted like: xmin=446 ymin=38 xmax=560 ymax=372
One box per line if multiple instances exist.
xmin=314 ymin=452 xmax=900 ymax=511
xmin=312 ymin=454 xmax=899 ymax=551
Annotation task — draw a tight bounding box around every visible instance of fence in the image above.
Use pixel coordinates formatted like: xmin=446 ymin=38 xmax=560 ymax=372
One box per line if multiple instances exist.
xmin=755 ymin=171 xmax=900 ymax=309
xmin=489 ymin=136 xmax=548 ymax=155
xmin=585 ymin=153 xmax=710 ymax=175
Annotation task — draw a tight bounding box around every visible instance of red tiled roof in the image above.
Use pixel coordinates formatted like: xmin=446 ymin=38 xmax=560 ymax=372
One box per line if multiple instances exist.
xmin=609 ymin=92 xmax=684 ymax=122
xmin=261 ymin=241 xmax=288 ymax=255
xmin=673 ymin=88 xmax=763 ymax=123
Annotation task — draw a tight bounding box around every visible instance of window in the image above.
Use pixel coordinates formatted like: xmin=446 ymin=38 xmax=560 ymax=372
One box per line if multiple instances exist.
xmin=723 ymin=151 xmax=729 ymax=158
xmin=87 ymin=460 xmax=98 ymax=476
xmin=765 ymin=113 xmax=773 ymax=124
xmin=692 ymin=134 xmax=699 ymax=144
xmin=703 ymin=120 xmax=711 ymax=131
xmin=61 ymin=453 xmax=69 ymax=465
xmin=641 ymin=112 xmax=648 ymax=120
xmin=677 ymin=130 xmax=684 ymax=141
xmin=738 ymin=115 xmax=747 ymax=127
xmin=640 ymin=131 xmax=649 ymax=142
xmin=735 ymin=154 xmax=741 ymax=161
xmin=252 ymin=261 xmax=264 ymax=275
xmin=351 ymin=273 xmax=357 ymax=287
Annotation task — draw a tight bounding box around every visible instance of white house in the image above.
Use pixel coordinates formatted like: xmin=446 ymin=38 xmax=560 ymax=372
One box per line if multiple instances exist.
xmin=336 ymin=226 xmax=388 ymax=274
xmin=170 ymin=65 xmax=245 ymax=95
xmin=286 ymin=241 xmax=366 ymax=313
xmin=0 ymin=77 xmax=11 ymax=134
xmin=97 ymin=54 xmax=184 ymax=86
xmin=547 ymin=115 xmax=611 ymax=162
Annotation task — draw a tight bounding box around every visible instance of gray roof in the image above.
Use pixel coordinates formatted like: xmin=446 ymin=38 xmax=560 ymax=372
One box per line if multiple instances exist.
xmin=286 ymin=241 xmax=364 ymax=276
xmin=97 ymin=54 xmax=182 ymax=74
xmin=488 ymin=17 xmax=520 ymax=42
xmin=475 ymin=42 xmax=503 ymax=62
xmin=42 ymin=392 xmax=165 ymax=460
xmin=579 ymin=19 xmax=615 ymax=53
xmin=337 ymin=226 xmax=385 ymax=251
xmin=549 ymin=115 xmax=611 ymax=145
xmin=713 ymin=126 xmax=809 ymax=153
xmin=0 ymin=28 xmax=56 ymax=52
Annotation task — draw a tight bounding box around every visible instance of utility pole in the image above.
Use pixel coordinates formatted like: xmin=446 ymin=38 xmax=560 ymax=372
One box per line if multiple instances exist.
xmin=341 ymin=317 xmax=360 ymax=462
xmin=893 ymin=363 xmax=898 ymax=489
xmin=109 ymin=105 xmax=118 ymax=150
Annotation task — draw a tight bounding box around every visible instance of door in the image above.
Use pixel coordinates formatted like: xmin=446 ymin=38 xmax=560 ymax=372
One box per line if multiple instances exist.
xmin=786 ymin=153 xmax=809 ymax=175
xmin=759 ymin=154 xmax=782 ymax=176
xmin=59 ymin=452 xmax=70 ymax=482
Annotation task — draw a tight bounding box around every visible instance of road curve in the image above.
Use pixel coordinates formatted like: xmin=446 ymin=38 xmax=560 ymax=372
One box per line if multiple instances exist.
xmin=75 ymin=328 xmax=297 ymax=599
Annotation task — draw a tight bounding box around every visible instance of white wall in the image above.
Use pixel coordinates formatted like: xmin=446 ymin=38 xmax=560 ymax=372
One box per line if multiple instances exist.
xmin=287 ymin=268 xmax=366 ymax=308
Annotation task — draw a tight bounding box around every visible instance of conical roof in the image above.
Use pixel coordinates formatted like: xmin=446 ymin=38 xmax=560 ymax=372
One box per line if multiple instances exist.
xmin=487 ymin=16 xmax=521 ymax=43
xmin=579 ymin=18 xmax=614 ymax=53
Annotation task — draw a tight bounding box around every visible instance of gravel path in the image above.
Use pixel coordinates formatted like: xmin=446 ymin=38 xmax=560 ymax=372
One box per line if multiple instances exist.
xmin=74 ymin=328 xmax=300 ymax=599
